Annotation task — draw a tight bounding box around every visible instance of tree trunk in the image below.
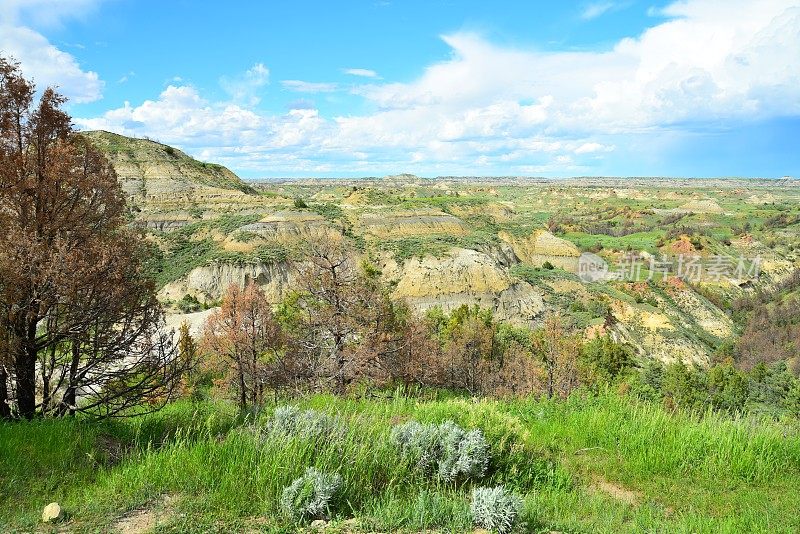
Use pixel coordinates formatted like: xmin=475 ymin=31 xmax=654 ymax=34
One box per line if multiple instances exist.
xmin=58 ymin=340 xmax=80 ymax=417
xmin=251 ymin=347 xmax=259 ymax=406
xmin=237 ymin=359 xmax=247 ymax=411
xmin=40 ymin=343 xmax=56 ymax=415
xmin=15 ymin=341 xmax=37 ymax=419
xmin=61 ymin=385 xmax=76 ymax=417
xmin=333 ymin=330 xmax=346 ymax=394
xmin=334 ymin=347 xmax=345 ymax=394
xmin=0 ymin=364 xmax=10 ymax=419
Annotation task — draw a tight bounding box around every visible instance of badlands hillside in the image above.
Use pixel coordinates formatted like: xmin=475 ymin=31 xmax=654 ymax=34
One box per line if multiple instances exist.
xmin=84 ymin=131 xmax=800 ymax=367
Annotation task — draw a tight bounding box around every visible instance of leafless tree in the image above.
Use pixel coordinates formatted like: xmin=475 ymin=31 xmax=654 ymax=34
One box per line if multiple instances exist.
xmin=291 ymin=231 xmax=374 ymax=393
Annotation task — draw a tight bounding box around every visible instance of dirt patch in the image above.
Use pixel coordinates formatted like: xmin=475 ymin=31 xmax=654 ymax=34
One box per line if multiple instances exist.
xmin=679 ymin=199 xmax=723 ymax=213
xmin=112 ymin=494 xmax=177 ymax=534
xmin=665 ymin=276 xmax=686 ymax=291
xmin=222 ymin=238 xmax=257 ymax=253
xmin=94 ymin=433 xmax=130 ymax=467
xmin=113 ymin=509 xmax=157 ymax=534
xmin=546 ymin=279 xmax=588 ymax=295
xmin=591 ymin=479 xmax=641 ymax=505
xmin=584 ymin=323 xmax=608 ymax=339
xmin=669 ymin=235 xmax=696 ymax=254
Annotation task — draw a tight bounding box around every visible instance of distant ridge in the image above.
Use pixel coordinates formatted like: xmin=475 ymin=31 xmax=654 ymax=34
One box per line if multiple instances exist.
xmin=81 ymin=130 xmax=256 ymax=201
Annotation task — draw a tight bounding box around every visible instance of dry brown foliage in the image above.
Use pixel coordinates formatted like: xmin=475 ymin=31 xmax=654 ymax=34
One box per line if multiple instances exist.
xmin=0 ymin=57 xmax=186 ymax=419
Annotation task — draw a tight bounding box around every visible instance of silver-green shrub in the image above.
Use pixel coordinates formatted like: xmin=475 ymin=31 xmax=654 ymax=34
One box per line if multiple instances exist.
xmin=264 ymin=405 xmax=340 ymax=441
xmin=280 ymin=467 xmax=342 ymax=521
xmin=391 ymin=419 xmax=490 ymax=482
xmin=470 ymin=485 xmax=523 ymax=534
xmin=390 ymin=420 xmax=440 ymax=472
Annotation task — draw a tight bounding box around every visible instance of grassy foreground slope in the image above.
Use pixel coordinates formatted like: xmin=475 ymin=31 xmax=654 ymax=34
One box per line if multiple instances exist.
xmin=2 ymin=393 xmax=798 ymax=533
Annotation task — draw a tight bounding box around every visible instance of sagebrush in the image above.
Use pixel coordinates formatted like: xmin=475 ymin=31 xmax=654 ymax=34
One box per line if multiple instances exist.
xmin=391 ymin=419 xmax=490 ymax=482
xmin=280 ymin=467 xmax=342 ymax=521
xmin=470 ymin=485 xmax=523 ymax=534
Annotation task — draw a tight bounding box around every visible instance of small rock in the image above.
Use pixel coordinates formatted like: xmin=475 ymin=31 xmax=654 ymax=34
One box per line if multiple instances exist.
xmin=310 ymin=519 xmax=327 ymax=529
xmin=42 ymin=502 xmax=63 ymax=523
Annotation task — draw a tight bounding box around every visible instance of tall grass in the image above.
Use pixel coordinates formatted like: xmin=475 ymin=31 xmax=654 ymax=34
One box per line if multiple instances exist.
xmin=2 ymin=393 xmax=799 ymax=532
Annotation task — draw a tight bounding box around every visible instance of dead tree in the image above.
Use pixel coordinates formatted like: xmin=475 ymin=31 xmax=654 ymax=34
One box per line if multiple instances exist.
xmin=201 ymin=283 xmax=284 ymax=409
xmin=0 ymin=56 xmax=186 ymax=419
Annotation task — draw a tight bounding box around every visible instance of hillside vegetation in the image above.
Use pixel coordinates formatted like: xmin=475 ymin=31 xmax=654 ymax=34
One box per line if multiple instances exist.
xmin=107 ymin=149 xmax=800 ymax=368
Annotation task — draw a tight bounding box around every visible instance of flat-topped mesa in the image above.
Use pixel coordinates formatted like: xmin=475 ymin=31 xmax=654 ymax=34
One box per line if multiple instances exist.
xmin=358 ymin=210 xmax=469 ymax=238
xmin=81 ymin=130 xmax=256 ymax=204
xmin=238 ymin=210 xmax=337 ymax=244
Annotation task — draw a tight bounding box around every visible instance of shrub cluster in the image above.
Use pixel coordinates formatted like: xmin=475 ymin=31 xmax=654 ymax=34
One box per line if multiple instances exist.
xmin=470 ymin=485 xmax=524 ymax=534
xmin=263 ymin=405 xmax=341 ymax=441
xmin=268 ymin=408 xmax=525 ymax=529
xmin=391 ymin=420 xmax=490 ymax=483
xmin=176 ymin=293 xmax=203 ymax=313
xmin=630 ymin=359 xmax=800 ymax=418
xmin=280 ymin=467 xmax=342 ymax=521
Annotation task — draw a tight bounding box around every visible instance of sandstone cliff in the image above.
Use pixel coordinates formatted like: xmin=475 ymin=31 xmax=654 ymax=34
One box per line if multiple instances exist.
xmin=161 ymin=245 xmax=545 ymax=324
xmin=381 ymin=247 xmax=545 ymax=323
xmin=499 ymin=230 xmax=581 ymax=271
xmin=238 ymin=210 xmax=337 ymax=245
xmin=358 ymin=211 xmax=468 ymax=238
xmin=160 ymin=261 xmax=295 ymax=305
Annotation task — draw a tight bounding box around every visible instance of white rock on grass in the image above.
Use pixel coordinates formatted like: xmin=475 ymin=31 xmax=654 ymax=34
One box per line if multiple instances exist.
xmin=42 ymin=502 xmax=63 ymax=523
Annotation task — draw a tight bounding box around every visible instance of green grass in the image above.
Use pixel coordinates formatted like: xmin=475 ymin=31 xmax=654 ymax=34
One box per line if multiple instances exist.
xmin=374 ymin=231 xmax=502 ymax=264
xmin=510 ymin=263 xmax=580 ymax=283
xmin=2 ymin=393 xmax=799 ymax=533
xmin=398 ymin=194 xmax=491 ymax=212
xmin=376 ymin=235 xmax=452 ymax=262
xmin=211 ymin=243 xmax=289 ymax=267
xmin=561 ymin=229 xmax=665 ymax=254
xmin=311 ymin=202 xmax=346 ymax=221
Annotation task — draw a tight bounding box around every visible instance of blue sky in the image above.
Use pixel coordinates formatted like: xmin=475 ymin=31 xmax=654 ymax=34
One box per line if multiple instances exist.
xmin=2 ymin=0 xmax=799 ymax=178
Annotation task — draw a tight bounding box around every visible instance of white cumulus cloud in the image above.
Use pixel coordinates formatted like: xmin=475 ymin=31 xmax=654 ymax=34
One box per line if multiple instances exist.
xmin=75 ymin=0 xmax=800 ymax=176
xmin=76 ymin=85 xmax=265 ymax=145
xmin=0 ymin=0 xmax=104 ymax=103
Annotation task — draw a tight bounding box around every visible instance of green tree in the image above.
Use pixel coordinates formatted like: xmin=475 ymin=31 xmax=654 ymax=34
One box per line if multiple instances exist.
xmin=707 ymin=360 xmax=748 ymax=414
xmin=580 ymin=336 xmax=633 ymax=387
xmin=662 ymin=361 xmax=708 ymax=412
